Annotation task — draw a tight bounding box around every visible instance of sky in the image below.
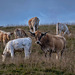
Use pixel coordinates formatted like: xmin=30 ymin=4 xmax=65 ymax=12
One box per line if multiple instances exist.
xmin=0 ymin=0 xmax=75 ymax=26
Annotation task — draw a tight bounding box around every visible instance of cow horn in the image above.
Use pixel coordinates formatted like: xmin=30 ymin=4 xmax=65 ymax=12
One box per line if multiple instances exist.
xmin=29 ymin=31 xmax=35 ymax=36
xmin=42 ymin=31 xmax=50 ymax=36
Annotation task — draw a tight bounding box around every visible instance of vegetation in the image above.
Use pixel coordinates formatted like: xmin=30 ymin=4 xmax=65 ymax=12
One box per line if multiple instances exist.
xmin=0 ymin=25 xmax=75 ymax=75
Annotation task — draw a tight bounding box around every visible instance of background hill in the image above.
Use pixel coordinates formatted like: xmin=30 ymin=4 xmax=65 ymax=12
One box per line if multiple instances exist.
xmin=0 ymin=25 xmax=75 ymax=75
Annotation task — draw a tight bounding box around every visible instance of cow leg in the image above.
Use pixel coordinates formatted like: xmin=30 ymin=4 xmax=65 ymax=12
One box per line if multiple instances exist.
xmin=24 ymin=47 xmax=30 ymax=60
xmin=35 ymin=25 xmax=38 ymax=31
xmin=59 ymin=30 xmax=62 ymax=35
xmin=56 ymin=52 xmax=59 ymax=60
xmin=61 ymin=49 xmax=64 ymax=59
xmin=11 ymin=49 xmax=14 ymax=60
xmin=2 ymin=54 xmax=7 ymax=62
xmin=49 ymin=50 xmax=52 ymax=57
xmin=3 ymin=40 xmax=6 ymax=46
xmin=33 ymin=26 xmax=35 ymax=32
xmin=37 ymin=25 xmax=38 ymax=30
xmin=44 ymin=50 xmax=48 ymax=57
xmin=45 ymin=52 xmax=47 ymax=57
xmin=56 ymin=23 xmax=58 ymax=35
xmin=29 ymin=25 xmax=32 ymax=32
xmin=48 ymin=50 xmax=52 ymax=60
xmin=63 ymin=30 xmax=68 ymax=36
xmin=56 ymin=54 xmax=58 ymax=60
xmin=0 ymin=41 xmax=3 ymax=49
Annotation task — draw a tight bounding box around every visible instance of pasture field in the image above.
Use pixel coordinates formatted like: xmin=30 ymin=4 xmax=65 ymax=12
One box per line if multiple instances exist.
xmin=0 ymin=25 xmax=75 ymax=75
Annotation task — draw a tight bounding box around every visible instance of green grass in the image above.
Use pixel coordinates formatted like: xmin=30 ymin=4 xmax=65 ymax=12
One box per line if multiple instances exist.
xmin=0 ymin=25 xmax=75 ymax=75
xmin=0 ymin=63 xmax=74 ymax=75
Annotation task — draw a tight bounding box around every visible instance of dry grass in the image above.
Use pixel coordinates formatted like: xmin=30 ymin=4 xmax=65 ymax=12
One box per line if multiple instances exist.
xmin=0 ymin=25 xmax=75 ymax=75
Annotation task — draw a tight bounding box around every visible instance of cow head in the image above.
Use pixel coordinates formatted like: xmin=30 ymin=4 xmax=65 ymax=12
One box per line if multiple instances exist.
xmin=29 ymin=31 xmax=49 ymax=44
xmin=2 ymin=53 xmax=6 ymax=62
xmin=23 ymin=31 xmax=28 ymax=37
xmin=8 ymin=32 xmax=13 ymax=40
xmin=25 ymin=33 xmax=28 ymax=37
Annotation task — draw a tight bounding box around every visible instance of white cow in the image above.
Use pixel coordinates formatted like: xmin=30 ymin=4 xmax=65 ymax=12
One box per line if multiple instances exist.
xmin=14 ymin=28 xmax=28 ymax=39
xmin=56 ymin=23 xmax=71 ymax=36
xmin=2 ymin=37 xmax=32 ymax=62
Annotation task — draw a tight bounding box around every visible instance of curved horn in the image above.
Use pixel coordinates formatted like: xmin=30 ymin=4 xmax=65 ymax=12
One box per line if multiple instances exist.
xmin=28 ymin=31 xmax=35 ymax=36
xmin=41 ymin=31 xmax=50 ymax=36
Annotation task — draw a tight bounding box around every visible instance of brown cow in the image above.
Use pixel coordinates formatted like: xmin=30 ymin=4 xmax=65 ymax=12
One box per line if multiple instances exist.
xmin=14 ymin=28 xmax=28 ymax=39
xmin=0 ymin=30 xmax=13 ymax=46
xmin=29 ymin=31 xmax=66 ymax=59
xmin=28 ymin=17 xmax=40 ymax=32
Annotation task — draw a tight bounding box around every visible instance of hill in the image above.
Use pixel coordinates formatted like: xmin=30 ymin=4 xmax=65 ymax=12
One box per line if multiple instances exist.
xmin=0 ymin=25 xmax=75 ymax=75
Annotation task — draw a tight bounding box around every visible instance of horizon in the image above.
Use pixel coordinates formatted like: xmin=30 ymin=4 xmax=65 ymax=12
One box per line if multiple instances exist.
xmin=0 ymin=0 xmax=75 ymax=26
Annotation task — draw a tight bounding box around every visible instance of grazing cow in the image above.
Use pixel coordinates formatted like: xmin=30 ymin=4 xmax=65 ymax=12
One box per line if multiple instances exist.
xmin=29 ymin=31 xmax=66 ymax=59
xmin=0 ymin=30 xmax=13 ymax=46
xmin=2 ymin=37 xmax=32 ymax=62
xmin=56 ymin=23 xmax=71 ymax=36
xmin=14 ymin=28 xmax=28 ymax=39
xmin=28 ymin=17 xmax=40 ymax=32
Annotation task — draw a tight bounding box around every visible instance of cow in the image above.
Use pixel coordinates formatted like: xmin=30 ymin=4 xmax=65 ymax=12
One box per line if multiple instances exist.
xmin=28 ymin=17 xmax=40 ymax=32
xmin=14 ymin=28 xmax=28 ymax=39
xmin=29 ymin=31 xmax=66 ymax=59
xmin=56 ymin=23 xmax=71 ymax=36
xmin=2 ymin=37 xmax=32 ymax=62
xmin=0 ymin=30 xmax=13 ymax=46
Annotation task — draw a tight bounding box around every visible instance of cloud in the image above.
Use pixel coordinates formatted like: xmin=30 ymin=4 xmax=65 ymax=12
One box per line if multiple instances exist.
xmin=40 ymin=12 xmax=47 ymax=17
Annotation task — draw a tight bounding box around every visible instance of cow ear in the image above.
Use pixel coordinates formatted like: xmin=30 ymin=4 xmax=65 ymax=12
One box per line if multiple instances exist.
xmin=41 ymin=31 xmax=49 ymax=36
xmin=29 ymin=31 xmax=35 ymax=36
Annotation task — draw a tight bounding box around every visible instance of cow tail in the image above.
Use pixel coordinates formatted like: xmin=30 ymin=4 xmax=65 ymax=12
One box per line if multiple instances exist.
xmin=63 ymin=38 xmax=66 ymax=50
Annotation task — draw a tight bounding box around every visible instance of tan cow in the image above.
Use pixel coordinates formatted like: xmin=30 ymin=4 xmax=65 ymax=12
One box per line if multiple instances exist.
xmin=28 ymin=17 xmax=40 ymax=32
xmin=0 ymin=30 xmax=13 ymax=46
xmin=29 ymin=31 xmax=66 ymax=59
xmin=14 ymin=28 xmax=28 ymax=39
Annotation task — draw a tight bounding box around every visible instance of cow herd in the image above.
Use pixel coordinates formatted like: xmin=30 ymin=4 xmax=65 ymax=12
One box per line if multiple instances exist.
xmin=0 ymin=17 xmax=71 ymax=62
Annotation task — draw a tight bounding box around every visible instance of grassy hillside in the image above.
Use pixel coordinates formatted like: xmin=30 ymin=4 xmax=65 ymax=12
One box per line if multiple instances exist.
xmin=0 ymin=25 xmax=75 ymax=75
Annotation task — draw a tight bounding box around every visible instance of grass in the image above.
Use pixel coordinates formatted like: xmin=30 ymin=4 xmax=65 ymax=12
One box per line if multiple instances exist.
xmin=0 ymin=25 xmax=75 ymax=75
